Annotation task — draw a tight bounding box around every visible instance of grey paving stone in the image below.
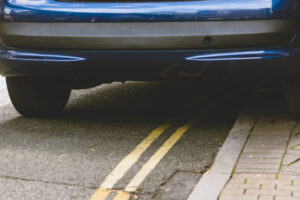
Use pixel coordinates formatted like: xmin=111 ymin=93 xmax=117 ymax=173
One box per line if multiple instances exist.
xmin=281 ymin=123 xmax=300 ymax=176
xmin=251 ymin=130 xmax=291 ymax=136
xmin=285 ymin=149 xmax=300 ymax=155
xmin=243 ymin=148 xmax=285 ymax=154
xmin=235 ymin=114 xmax=294 ymax=173
xmin=281 ymin=167 xmax=300 ymax=175
xmin=237 ymin=163 xmax=280 ymax=170
xmin=288 ymin=134 xmax=300 ymax=149
xmin=276 ymin=198 xmax=300 ymax=200
xmin=241 ymin=152 xmax=284 ymax=159
xmin=259 ymin=196 xmax=276 ymax=200
xmin=247 ymin=140 xmax=287 ymax=145
xmin=245 ymin=144 xmax=287 ymax=150
xmin=235 ymin=168 xmax=279 ymax=173
xmin=282 ymin=154 xmax=300 ymax=165
xmin=238 ymin=158 xmax=281 ymax=165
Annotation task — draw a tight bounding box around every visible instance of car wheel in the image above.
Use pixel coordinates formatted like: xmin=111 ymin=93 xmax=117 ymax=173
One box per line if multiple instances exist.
xmin=283 ymin=80 xmax=300 ymax=118
xmin=6 ymin=77 xmax=71 ymax=117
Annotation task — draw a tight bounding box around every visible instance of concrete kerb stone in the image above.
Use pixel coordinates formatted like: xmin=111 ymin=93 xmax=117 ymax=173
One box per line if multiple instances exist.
xmin=187 ymin=105 xmax=258 ymax=200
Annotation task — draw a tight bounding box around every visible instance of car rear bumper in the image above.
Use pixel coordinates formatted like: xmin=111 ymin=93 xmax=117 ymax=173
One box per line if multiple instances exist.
xmin=0 ymin=20 xmax=295 ymax=50
xmin=0 ymin=0 xmax=299 ymax=80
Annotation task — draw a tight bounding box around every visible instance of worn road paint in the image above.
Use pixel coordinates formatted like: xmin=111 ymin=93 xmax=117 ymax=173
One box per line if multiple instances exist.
xmin=90 ymin=121 xmax=173 ymax=200
xmin=125 ymin=119 xmax=197 ymax=193
xmin=112 ymin=191 xmax=131 ymax=200
xmin=90 ymin=188 xmax=112 ymax=200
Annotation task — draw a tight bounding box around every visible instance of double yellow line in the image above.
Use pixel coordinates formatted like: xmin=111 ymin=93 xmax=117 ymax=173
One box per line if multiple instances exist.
xmin=90 ymin=119 xmax=197 ymax=200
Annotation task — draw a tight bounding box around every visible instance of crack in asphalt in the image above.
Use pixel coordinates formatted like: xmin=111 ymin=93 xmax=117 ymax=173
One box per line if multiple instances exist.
xmin=0 ymin=175 xmax=99 ymax=190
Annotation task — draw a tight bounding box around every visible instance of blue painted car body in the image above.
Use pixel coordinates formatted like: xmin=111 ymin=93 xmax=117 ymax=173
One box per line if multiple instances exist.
xmin=2 ymin=0 xmax=297 ymax=22
xmin=0 ymin=0 xmax=299 ymax=80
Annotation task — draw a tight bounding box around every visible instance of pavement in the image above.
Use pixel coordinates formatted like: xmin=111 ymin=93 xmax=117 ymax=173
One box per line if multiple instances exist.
xmin=219 ymin=96 xmax=300 ymax=200
xmin=0 ymin=77 xmax=243 ymax=200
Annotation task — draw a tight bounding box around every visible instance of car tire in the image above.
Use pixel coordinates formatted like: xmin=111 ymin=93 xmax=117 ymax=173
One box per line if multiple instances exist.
xmin=283 ymin=80 xmax=300 ymax=119
xmin=6 ymin=77 xmax=71 ymax=118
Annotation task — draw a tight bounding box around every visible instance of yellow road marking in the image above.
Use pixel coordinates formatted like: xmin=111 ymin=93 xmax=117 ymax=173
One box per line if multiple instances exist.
xmin=125 ymin=119 xmax=197 ymax=192
xmin=90 ymin=121 xmax=173 ymax=200
xmin=90 ymin=188 xmax=112 ymax=200
xmin=112 ymin=191 xmax=131 ymax=200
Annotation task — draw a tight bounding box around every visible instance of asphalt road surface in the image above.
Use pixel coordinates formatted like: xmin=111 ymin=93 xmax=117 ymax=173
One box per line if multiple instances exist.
xmin=0 ymin=78 xmax=245 ymax=200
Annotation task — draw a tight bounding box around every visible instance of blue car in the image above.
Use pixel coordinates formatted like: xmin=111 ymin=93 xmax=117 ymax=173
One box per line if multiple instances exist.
xmin=0 ymin=0 xmax=299 ymax=117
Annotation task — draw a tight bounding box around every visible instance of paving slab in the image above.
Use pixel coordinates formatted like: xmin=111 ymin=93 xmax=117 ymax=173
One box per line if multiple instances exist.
xmin=281 ymin=123 xmax=300 ymax=176
xmin=235 ymin=111 xmax=295 ymax=174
